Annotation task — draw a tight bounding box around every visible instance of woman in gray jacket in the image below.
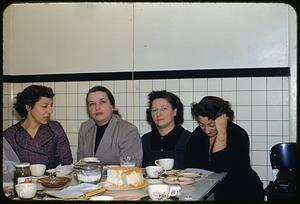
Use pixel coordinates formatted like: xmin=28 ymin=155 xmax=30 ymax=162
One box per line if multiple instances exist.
xmin=77 ymin=86 xmax=143 ymax=166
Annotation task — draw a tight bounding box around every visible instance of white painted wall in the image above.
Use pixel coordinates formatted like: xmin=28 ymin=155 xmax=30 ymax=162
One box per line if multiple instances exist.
xmin=3 ymin=3 xmax=134 ymax=75
xmin=134 ymin=3 xmax=288 ymax=71
xmin=3 ymin=2 xmax=291 ymax=75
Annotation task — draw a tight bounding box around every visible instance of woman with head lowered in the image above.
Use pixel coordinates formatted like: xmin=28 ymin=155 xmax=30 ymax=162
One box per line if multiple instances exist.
xmin=3 ymin=85 xmax=73 ymax=170
xmin=142 ymin=90 xmax=191 ymax=169
xmin=77 ymin=86 xmax=143 ymax=166
xmin=185 ymin=96 xmax=264 ymax=201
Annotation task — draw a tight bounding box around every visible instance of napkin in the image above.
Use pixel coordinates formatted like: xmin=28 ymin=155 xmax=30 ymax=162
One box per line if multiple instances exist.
xmin=55 ymin=164 xmax=73 ymax=176
xmin=45 ymin=164 xmax=73 ymax=176
xmin=43 ymin=183 xmax=105 ymax=199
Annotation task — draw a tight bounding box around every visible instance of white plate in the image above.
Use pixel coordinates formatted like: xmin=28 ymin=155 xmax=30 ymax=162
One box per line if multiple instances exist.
xmin=163 ymin=176 xmax=195 ymax=185
xmin=144 ymin=177 xmax=163 ymax=184
xmin=177 ymin=172 xmax=202 ymax=178
xmin=111 ymin=192 xmax=145 ymax=200
xmin=164 ymin=170 xmax=179 ymax=176
xmin=101 ymin=181 xmax=146 ymax=191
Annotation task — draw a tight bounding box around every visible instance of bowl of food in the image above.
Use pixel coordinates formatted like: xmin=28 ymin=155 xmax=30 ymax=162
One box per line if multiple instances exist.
xmin=38 ymin=176 xmax=71 ymax=188
xmin=73 ymin=160 xmax=103 ymax=184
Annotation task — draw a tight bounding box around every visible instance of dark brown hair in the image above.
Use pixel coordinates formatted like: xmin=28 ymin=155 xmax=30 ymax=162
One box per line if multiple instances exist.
xmin=86 ymin=86 xmax=120 ymax=116
xmin=14 ymin=85 xmax=55 ymax=118
xmin=191 ymin=96 xmax=234 ymax=122
xmin=146 ymin=90 xmax=184 ymax=129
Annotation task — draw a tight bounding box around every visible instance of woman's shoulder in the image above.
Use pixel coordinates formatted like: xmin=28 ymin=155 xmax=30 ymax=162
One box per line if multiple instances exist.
xmin=79 ymin=119 xmax=95 ymax=130
xmin=48 ymin=120 xmax=62 ymax=127
xmin=141 ymin=131 xmax=152 ymax=140
xmin=179 ymin=126 xmax=192 ymax=136
xmin=114 ymin=115 xmax=138 ymax=130
xmin=3 ymin=123 xmax=20 ymax=137
xmin=188 ymin=127 xmax=207 ymax=143
xmin=228 ymin=122 xmax=248 ymax=135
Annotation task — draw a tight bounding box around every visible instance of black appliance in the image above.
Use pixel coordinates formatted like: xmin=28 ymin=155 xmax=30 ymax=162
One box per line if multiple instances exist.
xmin=264 ymin=142 xmax=297 ymax=201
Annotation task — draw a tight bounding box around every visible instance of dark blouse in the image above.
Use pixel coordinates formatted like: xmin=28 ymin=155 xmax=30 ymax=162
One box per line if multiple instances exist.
xmin=94 ymin=122 xmax=109 ymax=155
xmin=3 ymin=120 xmax=73 ymax=169
xmin=142 ymin=125 xmax=191 ymax=169
xmin=185 ymin=122 xmax=264 ymax=201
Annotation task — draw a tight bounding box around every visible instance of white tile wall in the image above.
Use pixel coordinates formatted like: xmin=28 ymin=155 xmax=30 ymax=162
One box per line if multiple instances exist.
xmin=153 ymin=79 xmax=166 ymax=90
xmin=2 ymin=76 xmax=293 ymax=188
xmin=180 ymin=79 xmax=193 ymax=92
xmin=208 ymin=78 xmax=221 ymax=91
xmin=237 ymin=78 xmax=251 ymax=90
xmin=193 ymin=78 xmax=207 ymax=91
xmin=252 ymin=77 xmax=267 ymax=90
xmin=222 ymin=78 xmax=236 ymax=91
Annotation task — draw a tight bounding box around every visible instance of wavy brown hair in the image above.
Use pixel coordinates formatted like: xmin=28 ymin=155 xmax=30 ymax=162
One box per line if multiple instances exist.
xmin=191 ymin=96 xmax=234 ymax=122
xmin=14 ymin=85 xmax=54 ymax=118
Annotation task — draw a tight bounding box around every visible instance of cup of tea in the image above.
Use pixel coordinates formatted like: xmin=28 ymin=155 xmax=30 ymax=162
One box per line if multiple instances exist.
xmin=146 ymin=166 xmax=166 ymax=178
xmin=155 ymin=158 xmax=174 ymax=170
xmin=148 ymin=184 xmax=180 ymax=201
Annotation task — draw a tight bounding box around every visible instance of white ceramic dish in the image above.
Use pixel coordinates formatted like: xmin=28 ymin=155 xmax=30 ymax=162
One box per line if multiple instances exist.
xmin=163 ymin=176 xmax=195 ymax=185
xmin=89 ymin=195 xmax=114 ymax=201
xmin=144 ymin=177 xmax=163 ymax=184
xmin=111 ymin=192 xmax=144 ymax=200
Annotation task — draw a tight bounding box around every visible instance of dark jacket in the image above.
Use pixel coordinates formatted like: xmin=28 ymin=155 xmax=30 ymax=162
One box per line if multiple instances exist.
xmin=4 ymin=120 xmax=73 ymax=169
xmin=142 ymin=125 xmax=191 ymax=170
xmin=185 ymin=122 xmax=264 ymax=201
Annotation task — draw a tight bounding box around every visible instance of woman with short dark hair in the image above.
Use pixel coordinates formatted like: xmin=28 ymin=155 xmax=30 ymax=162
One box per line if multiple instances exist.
xmin=185 ymin=96 xmax=264 ymax=201
xmin=77 ymin=86 xmax=143 ymax=166
xmin=3 ymin=85 xmax=73 ymax=170
xmin=142 ymin=90 xmax=191 ymax=169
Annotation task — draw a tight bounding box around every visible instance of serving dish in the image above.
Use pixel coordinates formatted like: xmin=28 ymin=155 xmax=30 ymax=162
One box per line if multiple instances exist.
xmin=163 ymin=176 xmax=195 ymax=185
xmin=73 ymin=160 xmax=103 ymax=184
xmin=101 ymin=181 xmax=146 ymax=191
xmin=38 ymin=176 xmax=71 ymax=188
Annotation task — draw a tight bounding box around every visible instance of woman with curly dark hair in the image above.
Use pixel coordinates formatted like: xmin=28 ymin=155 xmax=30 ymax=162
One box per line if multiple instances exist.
xmin=3 ymin=85 xmax=73 ymax=171
xmin=185 ymin=96 xmax=264 ymax=201
xmin=142 ymin=90 xmax=191 ymax=169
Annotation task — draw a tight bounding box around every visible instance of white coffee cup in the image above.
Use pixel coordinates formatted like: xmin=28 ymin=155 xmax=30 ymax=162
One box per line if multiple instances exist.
xmin=148 ymin=184 xmax=180 ymax=201
xmin=146 ymin=166 xmax=166 ymax=178
xmin=30 ymin=164 xmax=46 ymax=177
xmin=15 ymin=182 xmax=37 ymax=199
xmin=155 ymin=158 xmax=174 ymax=170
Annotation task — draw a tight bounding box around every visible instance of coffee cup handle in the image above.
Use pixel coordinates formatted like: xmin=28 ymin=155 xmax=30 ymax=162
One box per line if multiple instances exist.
xmin=154 ymin=160 xmax=159 ymax=166
xmin=19 ymin=190 xmax=24 ymax=198
xmin=161 ymin=168 xmax=167 ymax=175
xmin=169 ymin=186 xmax=178 ymax=197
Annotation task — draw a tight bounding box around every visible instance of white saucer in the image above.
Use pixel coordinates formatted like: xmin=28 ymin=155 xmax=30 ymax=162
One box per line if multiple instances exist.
xmin=144 ymin=177 xmax=163 ymax=184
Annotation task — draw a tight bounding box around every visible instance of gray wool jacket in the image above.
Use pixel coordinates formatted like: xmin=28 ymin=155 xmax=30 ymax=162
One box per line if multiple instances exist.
xmin=77 ymin=114 xmax=143 ymax=167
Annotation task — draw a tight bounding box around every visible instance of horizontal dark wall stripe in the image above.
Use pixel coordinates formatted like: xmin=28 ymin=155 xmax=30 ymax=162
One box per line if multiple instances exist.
xmin=2 ymin=67 xmax=290 ymax=83
xmin=135 ymin=67 xmax=290 ymax=79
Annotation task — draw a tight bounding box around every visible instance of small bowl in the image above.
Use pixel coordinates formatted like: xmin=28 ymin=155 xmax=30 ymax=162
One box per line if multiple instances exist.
xmin=30 ymin=164 xmax=46 ymax=177
xmin=15 ymin=182 xmax=37 ymax=199
xmin=38 ymin=176 xmax=71 ymax=188
xmin=74 ymin=161 xmax=103 ymax=184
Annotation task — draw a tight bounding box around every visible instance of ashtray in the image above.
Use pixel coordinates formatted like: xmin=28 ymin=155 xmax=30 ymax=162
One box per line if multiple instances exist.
xmin=38 ymin=176 xmax=71 ymax=188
